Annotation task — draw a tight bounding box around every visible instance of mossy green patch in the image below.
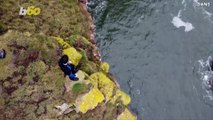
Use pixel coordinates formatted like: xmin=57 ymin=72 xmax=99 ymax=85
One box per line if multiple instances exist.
xmin=80 ymin=61 xmax=99 ymax=75
xmin=0 ymin=22 xmax=7 ymax=35
xmin=26 ymin=60 xmax=47 ymax=81
xmin=41 ymin=66 xmax=65 ymax=90
xmin=0 ymin=0 xmax=90 ymax=38
xmin=79 ymin=49 xmax=89 ymax=62
xmin=72 ymin=83 xmax=85 ymax=94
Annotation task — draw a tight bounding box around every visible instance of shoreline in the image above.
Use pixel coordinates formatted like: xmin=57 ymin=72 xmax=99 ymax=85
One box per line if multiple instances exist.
xmin=79 ymin=1 xmax=101 ymax=61
xmin=78 ymin=0 xmax=137 ymax=118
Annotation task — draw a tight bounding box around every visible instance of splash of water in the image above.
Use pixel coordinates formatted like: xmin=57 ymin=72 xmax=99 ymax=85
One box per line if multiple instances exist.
xmin=197 ymin=56 xmax=213 ymax=101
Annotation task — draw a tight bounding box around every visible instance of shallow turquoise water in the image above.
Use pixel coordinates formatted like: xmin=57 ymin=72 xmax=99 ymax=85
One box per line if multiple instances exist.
xmin=89 ymin=0 xmax=213 ymax=120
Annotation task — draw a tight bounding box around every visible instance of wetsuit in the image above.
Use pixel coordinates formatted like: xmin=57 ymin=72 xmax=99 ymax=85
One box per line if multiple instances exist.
xmin=58 ymin=58 xmax=79 ymax=81
xmin=65 ymin=64 xmax=78 ymax=80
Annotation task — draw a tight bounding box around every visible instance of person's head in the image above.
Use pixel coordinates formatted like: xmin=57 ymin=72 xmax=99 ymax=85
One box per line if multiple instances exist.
xmin=61 ymin=55 xmax=69 ymax=65
xmin=0 ymin=49 xmax=6 ymax=59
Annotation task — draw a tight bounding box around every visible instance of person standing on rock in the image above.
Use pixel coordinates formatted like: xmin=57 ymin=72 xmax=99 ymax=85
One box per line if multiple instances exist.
xmin=58 ymin=55 xmax=79 ymax=81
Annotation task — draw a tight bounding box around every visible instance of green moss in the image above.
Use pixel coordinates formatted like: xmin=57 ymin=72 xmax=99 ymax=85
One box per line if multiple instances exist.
xmin=17 ymin=66 xmax=25 ymax=73
xmin=36 ymin=34 xmax=48 ymax=42
xmin=26 ymin=60 xmax=47 ymax=81
xmin=41 ymin=66 xmax=64 ymax=89
xmin=27 ymin=35 xmax=60 ymax=66
xmin=81 ymin=61 xmax=99 ymax=75
xmin=66 ymin=35 xmax=78 ymax=46
xmin=0 ymin=0 xmax=90 ymax=38
xmin=0 ymin=22 xmax=7 ymax=35
xmin=0 ymin=98 xmax=5 ymax=106
xmin=72 ymin=83 xmax=85 ymax=94
xmin=79 ymin=49 xmax=88 ymax=62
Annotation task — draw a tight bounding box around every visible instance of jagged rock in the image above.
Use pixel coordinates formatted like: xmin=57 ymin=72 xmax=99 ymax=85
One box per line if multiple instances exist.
xmin=55 ymin=103 xmax=74 ymax=116
xmin=101 ymin=62 xmax=110 ymax=73
xmin=54 ymin=37 xmax=82 ymax=66
xmin=75 ymin=87 xmax=104 ymax=113
xmin=117 ymin=108 xmax=137 ymax=120
xmin=110 ymin=89 xmax=131 ymax=106
xmin=90 ymin=72 xmax=116 ymax=102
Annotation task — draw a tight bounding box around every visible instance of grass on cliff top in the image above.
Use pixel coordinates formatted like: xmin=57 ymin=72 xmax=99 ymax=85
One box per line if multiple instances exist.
xmin=0 ymin=0 xmax=91 ymax=39
xmin=0 ymin=31 xmax=66 ymax=119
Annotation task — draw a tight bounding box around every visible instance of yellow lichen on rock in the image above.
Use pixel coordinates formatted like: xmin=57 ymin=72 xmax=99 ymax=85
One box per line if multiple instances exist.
xmin=63 ymin=47 xmax=82 ymax=66
xmin=54 ymin=37 xmax=70 ymax=49
xmin=110 ymin=89 xmax=131 ymax=106
xmin=69 ymin=34 xmax=91 ymax=45
xmin=100 ymin=62 xmax=110 ymax=73
xmin=90 ymin=72 xmax=115 ymax=102
xmin=54 ymin=37 xmax=82 ymax=66
xmin=75 ymin=87 xmax=104 ymax=113
xmin=76 ymin=70 xmax=87 ymax=81
xmin=117 ymin=108 xmax=137 ymax=120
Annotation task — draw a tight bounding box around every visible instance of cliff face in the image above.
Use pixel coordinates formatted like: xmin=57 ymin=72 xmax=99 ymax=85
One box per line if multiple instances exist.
xmin=0 ymin=0 xmax=137 ymax=120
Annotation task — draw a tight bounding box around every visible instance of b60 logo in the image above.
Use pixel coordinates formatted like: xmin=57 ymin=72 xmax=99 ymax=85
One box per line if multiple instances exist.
xmin=19 ymin=6 xmax=41 ymax=16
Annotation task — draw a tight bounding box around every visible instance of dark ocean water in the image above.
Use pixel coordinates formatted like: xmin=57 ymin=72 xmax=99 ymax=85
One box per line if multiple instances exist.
xmin=89 ymin=0 xmax=213 ymax=120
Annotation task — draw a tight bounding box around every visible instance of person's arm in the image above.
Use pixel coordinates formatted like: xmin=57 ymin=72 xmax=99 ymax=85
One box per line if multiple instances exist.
xmin=67 ymin=61 xmax=72 ymax=64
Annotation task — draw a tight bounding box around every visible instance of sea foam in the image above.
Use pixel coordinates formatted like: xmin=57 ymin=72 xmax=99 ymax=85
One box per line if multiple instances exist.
xmin=171 ymin=10 xmax=194 ymax=32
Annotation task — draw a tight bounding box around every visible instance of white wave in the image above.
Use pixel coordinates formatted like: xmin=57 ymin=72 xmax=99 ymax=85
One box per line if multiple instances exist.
xmin=182 ymin=0 xmax=187 ymax=10
xmin=197 ymin=56 xmax=213 ymax=101
xmin=171 ymin=10 xmax=194 ymax=32
xmin=182 ymin=0 xmax=186 ymax=5
xmin=94 ymin=1 xmax=107 ymax=15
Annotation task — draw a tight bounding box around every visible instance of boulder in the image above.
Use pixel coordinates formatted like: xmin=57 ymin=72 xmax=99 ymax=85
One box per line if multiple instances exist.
xmin=75 ymin=87 xmax=104 ymax=113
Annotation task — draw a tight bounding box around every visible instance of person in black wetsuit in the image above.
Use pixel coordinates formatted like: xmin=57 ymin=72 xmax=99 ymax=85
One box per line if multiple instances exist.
xmin=58 ymin=55 xmax=79 ymax=81
xmin=0 ymin=49 xmax=6 ymax=59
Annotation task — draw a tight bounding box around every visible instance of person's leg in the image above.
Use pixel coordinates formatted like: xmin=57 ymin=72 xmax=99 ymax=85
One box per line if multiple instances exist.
xmin=70 ymin=64 xmax=79 ymax=74
xmin=69 ymin=73 xmax=79 ymax=81
xmin=73 ymin=77 xmax=79 ymax=81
